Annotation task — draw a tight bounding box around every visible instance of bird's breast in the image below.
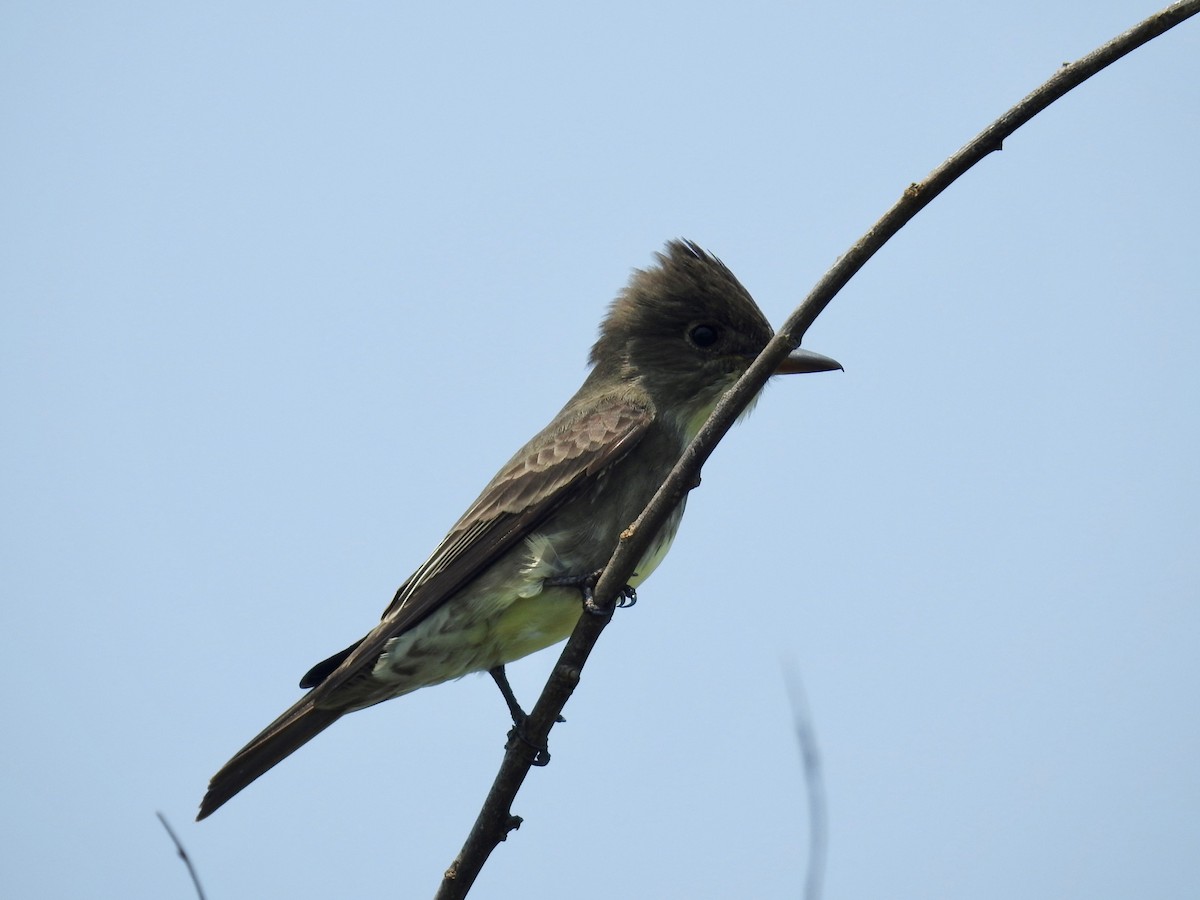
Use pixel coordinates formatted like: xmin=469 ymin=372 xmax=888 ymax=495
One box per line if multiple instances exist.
xmin=627 ymin=499 xmax=686 ymax=587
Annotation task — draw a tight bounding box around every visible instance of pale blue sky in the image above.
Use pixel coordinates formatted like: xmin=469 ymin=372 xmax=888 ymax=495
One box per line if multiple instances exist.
xmin=2 ymin=3 xmax=1197 ymax=898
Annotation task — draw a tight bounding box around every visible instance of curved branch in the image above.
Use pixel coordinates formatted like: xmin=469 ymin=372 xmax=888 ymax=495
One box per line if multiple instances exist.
xmin=435 ymin=2 xmax=1199 ymax=896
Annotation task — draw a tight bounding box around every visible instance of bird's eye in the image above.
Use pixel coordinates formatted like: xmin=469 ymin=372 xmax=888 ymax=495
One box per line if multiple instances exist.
xmin=688 ymin=324 xmax=720 ymax=349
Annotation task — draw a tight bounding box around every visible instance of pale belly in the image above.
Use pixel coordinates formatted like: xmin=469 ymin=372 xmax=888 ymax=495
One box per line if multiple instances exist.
xmin=362 ymin=500 xmax=686 ymax=703
xmin=485 ymin=499 xmax=684 ymax=664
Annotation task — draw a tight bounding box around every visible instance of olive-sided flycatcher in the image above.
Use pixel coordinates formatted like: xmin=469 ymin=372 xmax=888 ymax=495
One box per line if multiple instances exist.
xmin=198 ymin=239 xmax=840 ymax=819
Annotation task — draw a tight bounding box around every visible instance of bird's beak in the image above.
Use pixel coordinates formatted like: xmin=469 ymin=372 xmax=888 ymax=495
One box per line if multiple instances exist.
xmin=775 ymin=347 xmax=843 ymax=375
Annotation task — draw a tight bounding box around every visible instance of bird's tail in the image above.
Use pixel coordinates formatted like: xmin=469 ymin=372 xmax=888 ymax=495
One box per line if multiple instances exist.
xmin=197 ymin=695 xmax=343 ymax=820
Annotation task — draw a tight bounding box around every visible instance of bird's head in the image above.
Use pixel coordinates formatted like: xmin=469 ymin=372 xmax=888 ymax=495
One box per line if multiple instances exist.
xmin=590 ymin=240 xmax=840 ymax=438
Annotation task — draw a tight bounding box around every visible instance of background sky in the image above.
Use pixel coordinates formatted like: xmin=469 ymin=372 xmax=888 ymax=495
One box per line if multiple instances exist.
xmin=2 ymin=2 xmax=1197 ymax=898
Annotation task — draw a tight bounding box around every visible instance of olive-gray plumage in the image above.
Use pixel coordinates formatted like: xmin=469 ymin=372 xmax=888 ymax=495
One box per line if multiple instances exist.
xmin=197 ymin=239 xmax=839 ymax=819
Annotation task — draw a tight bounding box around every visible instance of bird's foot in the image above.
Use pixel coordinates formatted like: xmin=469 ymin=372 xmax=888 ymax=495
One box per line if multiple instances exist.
xmin=545 ymin=570 xmax=637 ymax=615
xmin=506 ymin=724 xmax=552 ymax=767
xmin=490 ymin=665 xmax=562 ymax=766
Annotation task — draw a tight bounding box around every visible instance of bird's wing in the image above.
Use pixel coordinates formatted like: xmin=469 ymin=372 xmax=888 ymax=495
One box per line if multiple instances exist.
xmin=198 ymin=396 xmax=652 ymax=820
xmin=304 ymin=395 xmax=653 ymax=697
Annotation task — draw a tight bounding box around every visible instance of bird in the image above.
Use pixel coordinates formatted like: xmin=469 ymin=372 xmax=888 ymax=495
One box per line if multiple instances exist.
xmin=197 ymin=239 xmax=840 ymax=819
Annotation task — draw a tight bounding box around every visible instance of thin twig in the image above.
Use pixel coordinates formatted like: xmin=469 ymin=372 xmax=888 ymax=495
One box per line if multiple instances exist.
xmin=784 ymin=664 xmax=828 ymax=900
xmin=435 ymin=3 xmax=1200 ymax=896
xmin=157 ymin=811 xmax=208 ymax=900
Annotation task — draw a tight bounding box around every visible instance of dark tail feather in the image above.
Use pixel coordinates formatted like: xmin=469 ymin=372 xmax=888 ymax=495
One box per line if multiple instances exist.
xmin=197 ymin=696 xmax=343 ymax=820
xmin=300 ymin=638 xmax=363 ymax=689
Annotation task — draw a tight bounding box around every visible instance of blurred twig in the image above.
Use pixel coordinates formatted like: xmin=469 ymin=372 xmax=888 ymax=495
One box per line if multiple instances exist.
xmin=157 ymin=812 xmax=207 ymax=900
xmin=785 ymin=664 xmax=828 ymax=900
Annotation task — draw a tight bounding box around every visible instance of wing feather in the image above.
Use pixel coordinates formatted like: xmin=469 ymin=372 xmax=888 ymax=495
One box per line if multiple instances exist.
xmin=202 ymin=397 xmax=652 ymax=819
xmin=308 ymin=396 xmax=652 ymax=699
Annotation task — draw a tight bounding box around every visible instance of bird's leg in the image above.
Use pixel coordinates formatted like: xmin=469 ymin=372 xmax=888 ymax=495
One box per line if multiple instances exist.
xmin=489 ymin=665 xmax=559 ymax=766
xmin=489 ymin=665 xmax=528 ymax=726
xmin=544 ymin=569 xmax=638 ymax=615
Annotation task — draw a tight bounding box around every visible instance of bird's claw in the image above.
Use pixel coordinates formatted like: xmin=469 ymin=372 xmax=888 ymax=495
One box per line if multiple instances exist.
xmin=546 ymin=570 xmax=637 ymax=615
xmin=507 ymin=725 xmax=552 ymax=766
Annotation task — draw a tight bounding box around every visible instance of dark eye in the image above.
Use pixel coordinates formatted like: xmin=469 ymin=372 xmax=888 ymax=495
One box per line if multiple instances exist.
xmin=688 ymin=324 xmax=720 ymax=349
